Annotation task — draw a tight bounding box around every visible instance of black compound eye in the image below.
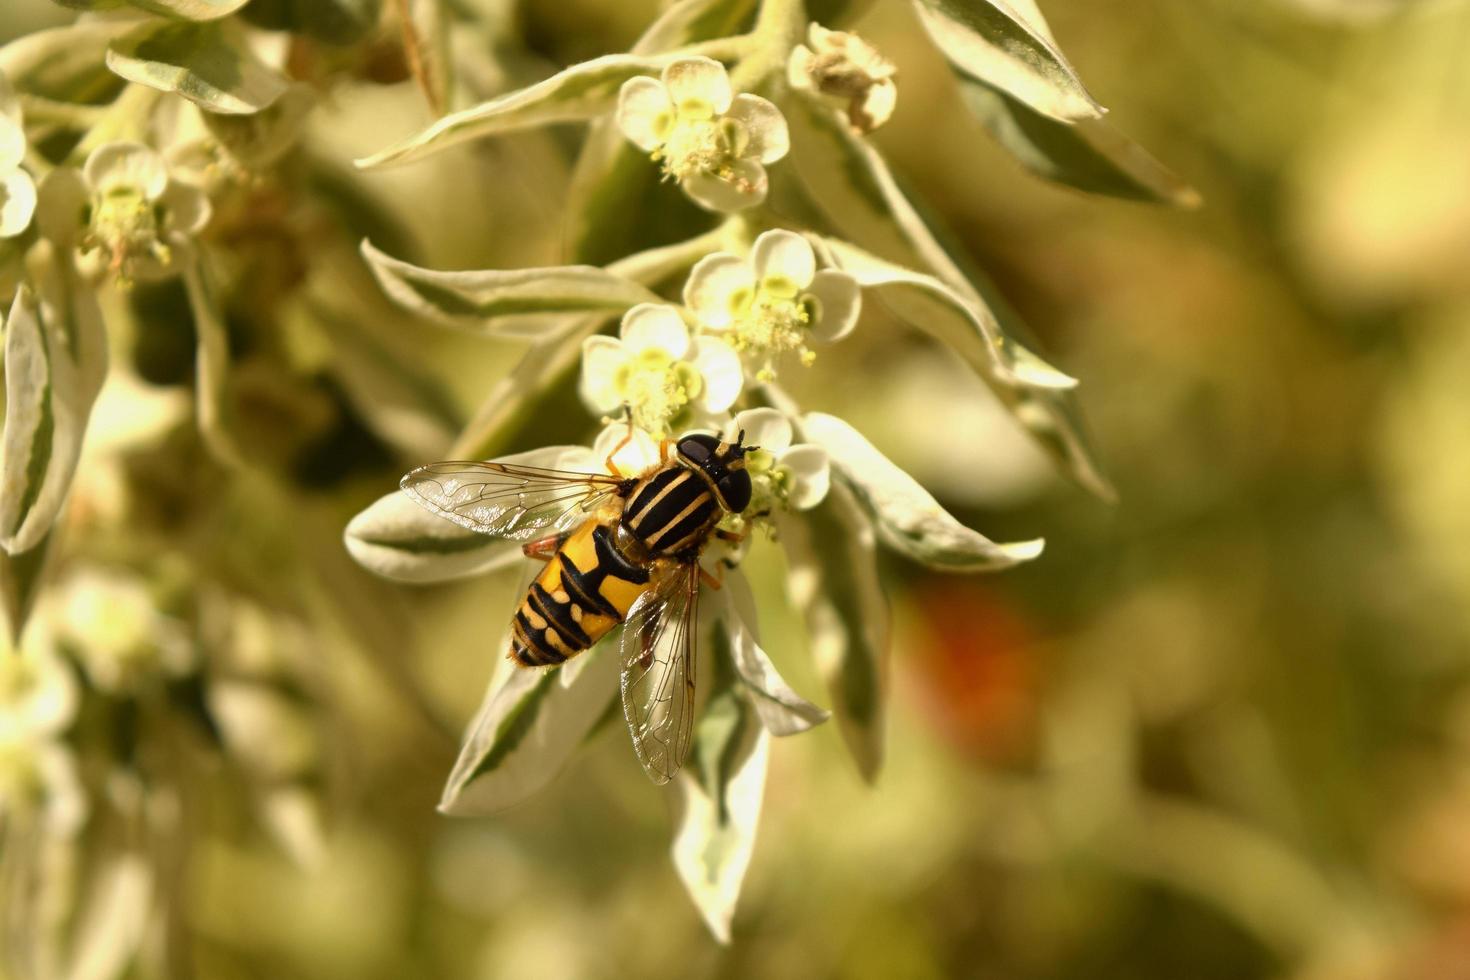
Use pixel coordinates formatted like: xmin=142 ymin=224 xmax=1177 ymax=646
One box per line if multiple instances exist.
xmin=716 ymin=471 xmax=752 ymax=514
xmin=676 ymin=433 xmax=718 ymax=465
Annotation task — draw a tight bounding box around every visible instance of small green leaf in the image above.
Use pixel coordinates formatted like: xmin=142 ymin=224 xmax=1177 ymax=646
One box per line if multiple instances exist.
xmin=360 ymin=240 xmax=663 ymax=337
xmin=670 ymin=652 xmax=768 ymax=944
xmin=129 ymin=0 xmax=251 ymax=21
xmin=778 ymin=481 xmax=888 ymax=781
xmin=107 ymin=21 xmax=289 ymax=116
xmin=439 ymin=641 xmax=620 ymax=816
xmin=719 ymin=572 xmax=829 ymax=736
xmin=802 ymin=412 xmax=1044 ymax=571
xmin=912 ymin=0 xmax=1101 ymax=124
xmin=356 ymin=54 xmax=672 ymax=170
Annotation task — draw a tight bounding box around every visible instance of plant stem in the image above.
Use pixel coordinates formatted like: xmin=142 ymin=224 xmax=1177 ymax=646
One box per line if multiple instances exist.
xmin=732 ymin=0 xmax=807 ymax=91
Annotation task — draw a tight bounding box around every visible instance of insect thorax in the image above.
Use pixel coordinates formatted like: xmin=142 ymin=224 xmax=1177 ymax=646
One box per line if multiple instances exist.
xmin=619 ymin=461 xmax=721 ymax=558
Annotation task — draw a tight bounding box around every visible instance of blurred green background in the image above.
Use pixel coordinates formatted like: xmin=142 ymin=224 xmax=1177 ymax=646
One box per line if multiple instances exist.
xmin=8 ymin=0 xmax=1470 ymax=977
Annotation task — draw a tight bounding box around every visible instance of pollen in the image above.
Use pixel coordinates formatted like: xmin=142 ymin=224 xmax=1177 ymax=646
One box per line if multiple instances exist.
xmin=615 ymin=348 xmax=703 ymax=435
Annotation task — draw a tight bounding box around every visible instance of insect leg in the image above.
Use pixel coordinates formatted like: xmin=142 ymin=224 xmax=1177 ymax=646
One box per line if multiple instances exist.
xmin=698 ymin=565 xmax=724 ymax=591
xmin=522 ymin=533 xmax=563 ymax=562
xmin=603 ymin=414 xmax=637 ymax=477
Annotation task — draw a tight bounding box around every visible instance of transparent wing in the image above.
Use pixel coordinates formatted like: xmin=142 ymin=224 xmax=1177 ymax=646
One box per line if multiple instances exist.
xmin=400 ymin=460 xmax=624 ymax=541
xmin=619 ymin=561 xmax=700 ymax=785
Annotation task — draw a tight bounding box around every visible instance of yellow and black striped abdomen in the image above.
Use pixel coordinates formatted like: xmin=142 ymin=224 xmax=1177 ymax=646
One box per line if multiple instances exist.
xmin=510 ymin=521 xmax=652 ymax=668
xmin=622 ymin=463 xmax=719 ymax=557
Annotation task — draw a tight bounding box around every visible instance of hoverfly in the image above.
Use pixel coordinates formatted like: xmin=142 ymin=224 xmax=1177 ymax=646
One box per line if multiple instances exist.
xmin=399 ymin=430 xmax=754 ymax=784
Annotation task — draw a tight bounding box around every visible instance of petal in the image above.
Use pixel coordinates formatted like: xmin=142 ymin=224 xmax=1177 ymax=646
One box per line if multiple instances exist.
xmin=616 ymin=75 xmax=674 ymax=152
xmin=786 ymin=45 xmax=817 ymax=91
xmin=682 ymin=162 xmax=766 ymax=213
xmin=856 ymin=80 xmax=897 ymax=132
xmin=693 ymin=338 xmax=743 ymax=413
xmin=0 ymin=116 xmax=24 ymax=173
xmin=725 ymin=94 xmax=789 ymax=165
xmin=83 ymin=141 xmax=168 ymax=199
xmin=159 ymin=179 xmax=211 ymax=236
xmin=731 ymin=407 xmax=792 ymax=453
xmin=683 ymin=253 xmax=755 ymax=330
xmin=751 ymin=229 xmax=816 ymax=289
xmin=579 ymin=335 xmax=627 ymax=411
xmin=778 ymin=444 xmax=830 ymax=510
xmin=35 ymin=167 xmax=88 ymax=247
xmin=661 ymin=57 xmax=732 ymax=115
xmin=0 ymin=169 xmax=35 ymax=238
xmin=619 ymin=303 xmax=690 ymax=357
xmin=803 ymin=269 xmax=861 ymax=343
xmin=591 ymin=422 xmax=661 ymax=474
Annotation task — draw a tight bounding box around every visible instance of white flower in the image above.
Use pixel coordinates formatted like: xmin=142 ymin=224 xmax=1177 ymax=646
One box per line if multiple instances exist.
xmin=37 ymin=140 xmax=211 ymax=283
xmin=0 ymin=73 xmax=35 ymax=239
xmin=617 ymin=57 xmax=790 ymax=213
xmin=589 ymin=421 xmax=662 ymax=476
xmin=580 ymin=302 xmax=743 ymax=437
xmin=684 ymin=229 xmax=860 ymax=380
xmin=727 ymin=408 xmax=830 ymax=513
xmin=0 ymin=640 xmax=79 ymax=740
xmin=787 ymin=23 xmax=898 ymax=134
xmin=49 ymin=569 xmax=194 ymax=694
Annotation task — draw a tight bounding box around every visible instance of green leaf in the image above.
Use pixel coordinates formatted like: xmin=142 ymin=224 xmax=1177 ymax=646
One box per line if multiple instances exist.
xmin=0 ymin=530 xmax=55 ymax=646
xmin=0 ymin=21 xmax=129 ymax=106
xmin=106 ymin=21 xmax=289 ymax=116
xmin=911 ymin=0 xmax=1101 ymax=124
xmin=802 ymin=412 xmax=1044 ymax=571
xmin=0 ymin=251 xmax=107 ymax=556
xmin=125 ymin=0 xmax=251 ymax=21
xmin=355 ymin=54 xmax=672 ymax=171
xmin=719 ymin=572 xmax=829 ymax=736
xmin=360 ymin=240 xmax=663 ymax=337
xmin=945 ymin=0 xmax=1197 ymax=205
xmin=782 ymin=105 xmax=1114 ymax=500
xmin=670 ymin=650 xmax=768 ymax=943
xmin=239 ymin=0 xmax=383 ymax=46
xmin=778 ymin=481 xmax=888 ymax=781
xmin=439 ymin=641 xmax=620 ymax=816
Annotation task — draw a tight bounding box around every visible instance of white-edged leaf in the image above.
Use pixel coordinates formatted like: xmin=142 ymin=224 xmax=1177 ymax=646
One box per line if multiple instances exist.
xmin=718 ymin=572 xmax=828 ymax=736
xmin=106 ymin=21 xmax=289 ymax=116
xmin=0 ymin=22 xmax=130 ymax=106
xmin=945 ymin=0 xmax=1196 ymax=205
xmin=778 ymin=481 xmax=888 ymax=781
xmin=344 ymin=445 xmax=591 ymax=583
xmin=912 ymin=0 xmax=1101 ymax=124
xmin=0 ymin=261 xmax=106 ymax=555
xmin=360 ymin=239 xmax=662 ymax=337
xmin=802 ymin=412 xmax=1044 ymax=571
xmin=961 ymin=82 xmax=1198 ymax=206
xmin=180 ymin=247 xmax=243 ymax=468
xmin=355 ymin=54 xmax=671 ymax=170
xmin=812 ymin=235 xmax=1077 ymax=392
xmin=670 ymin=657 xmax=768 ymax=944
xmin=439 ymin=641 xmax=620 ymax=816
xmin=783 ymin=96 xmax=1115 ymax=501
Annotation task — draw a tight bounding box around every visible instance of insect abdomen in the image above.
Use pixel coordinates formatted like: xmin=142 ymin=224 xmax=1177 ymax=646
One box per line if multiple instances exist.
xmin=622 ymin=464 xmax=718 ymax=556
xmin=510 ymin=522 xmax=651 ymax=668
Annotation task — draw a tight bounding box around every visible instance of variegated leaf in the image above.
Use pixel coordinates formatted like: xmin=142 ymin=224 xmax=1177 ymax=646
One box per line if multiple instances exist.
xmin=719 ymin=571 xmax=828 ymax=736
xmin=802 ymin=412 xmax=1044 ymax=571
xmin=360 ymin=240 xmax=662 ymax=337
xmin=778 ymin=481 xmax=888 ymax=781
xmin=439 ymin=641 xmax=620 ymax=816
xmin=106 ymin=21 xmax=289 ymax=116
xmin=670 ymin=651 xmax=769 ymax=943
